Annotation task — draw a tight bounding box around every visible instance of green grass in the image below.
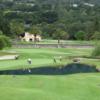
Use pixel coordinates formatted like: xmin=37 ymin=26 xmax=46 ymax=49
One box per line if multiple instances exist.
xmin=0 ymin=48 xmax=98 ymax=70
xmin=0 ymin=47 xmax=100 ymax=100
xmin=0 ymin=74 xmax=100 ymax=100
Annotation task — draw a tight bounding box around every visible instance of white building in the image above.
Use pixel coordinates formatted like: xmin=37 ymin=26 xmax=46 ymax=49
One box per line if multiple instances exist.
xmin=20 ymin=32 xmax=42 ymax=42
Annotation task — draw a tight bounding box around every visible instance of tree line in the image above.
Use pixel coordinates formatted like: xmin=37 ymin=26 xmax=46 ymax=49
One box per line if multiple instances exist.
xmin=0 ymin=0 xmax=100 ymax=40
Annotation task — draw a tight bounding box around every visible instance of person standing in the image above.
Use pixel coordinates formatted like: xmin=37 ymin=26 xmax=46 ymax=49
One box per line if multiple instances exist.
xmin=27 ymin=58 xmax=32 ymax=73
xmin=53 ymin=57 xmax=56 ymax=63
xmin=59 ymin=56 xmax=62 ymax=62
xmin=27 ymin=58 xmax=32 ymax=65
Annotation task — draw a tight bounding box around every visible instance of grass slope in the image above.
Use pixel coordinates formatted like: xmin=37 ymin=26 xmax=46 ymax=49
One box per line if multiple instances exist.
xmin=0 ymin=74 xmax=100 ymax=100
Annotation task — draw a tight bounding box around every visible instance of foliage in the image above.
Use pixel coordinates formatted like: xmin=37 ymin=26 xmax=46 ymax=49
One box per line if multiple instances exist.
xmin=0 ymin=35 xmax=11 ymax=50
xmin=0 ymin=0 xmax=100 ymax=40
xmin=75 ymin=31 xmax=86 ymax=40
xmin=53 ymin=29 xmax=68 ymax=40
xmin=29 ymin=25 xmax=42 ymax=35
xmin=41 ymin=11 xmax=58 ymax=23
xmin=0 ymin=37 xmax=6 ymax=50
xmin=0 ymin=30 xmax=3 ymax=35
xmin=10 ymin=20 xmax=25 ymax=36
xmin=92 ymin=43 xmax=100 ymax=57
xmin=91 ymin=31 xmax=100 ymax=40
xmin=0 ymin=11 xmax=11 ymax=36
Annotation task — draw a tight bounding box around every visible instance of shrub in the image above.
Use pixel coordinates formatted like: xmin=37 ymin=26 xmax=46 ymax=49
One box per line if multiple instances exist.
xmin=0 ymin=35 xmax=11 ymax=50
xmin=0 ymin=30 xmax=3 ymax=35
xmin=92 ymin=44 xmax=100 ymax=57
xmin=0 ymin=37 xmax=6 ymax=50
xmin=91 ymin=31 xmax=100 ymax=40
xmin=2 ymin=35 xmax=11 ymax=47
xmin=75 ymin=31 xmax=86 ymax=40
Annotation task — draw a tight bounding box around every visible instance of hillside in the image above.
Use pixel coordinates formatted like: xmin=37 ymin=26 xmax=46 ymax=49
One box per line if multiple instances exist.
xmin=0 ymin=0 xmax=100 ymax=40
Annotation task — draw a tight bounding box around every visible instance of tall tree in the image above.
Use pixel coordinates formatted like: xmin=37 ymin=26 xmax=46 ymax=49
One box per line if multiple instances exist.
xmin=53 ymin=29 xmax=69 ymax=43
xmin=0 ymin=11 xmax=11 ymax=36
xmin=10 ymin=20 xmax=25 ymax=36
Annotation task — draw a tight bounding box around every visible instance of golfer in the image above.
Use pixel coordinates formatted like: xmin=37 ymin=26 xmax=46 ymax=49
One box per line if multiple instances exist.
xmin=53 ymin=57 xmax=56 ymax=63
xmin=27 ymin=58 xmax=32 ymax=65
xmin=59 ymin=56 xmax=62 ymax=61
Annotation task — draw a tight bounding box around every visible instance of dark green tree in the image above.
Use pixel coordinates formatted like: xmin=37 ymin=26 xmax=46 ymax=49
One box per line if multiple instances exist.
xmin=75 ymin=31 xmax=86 ymax=40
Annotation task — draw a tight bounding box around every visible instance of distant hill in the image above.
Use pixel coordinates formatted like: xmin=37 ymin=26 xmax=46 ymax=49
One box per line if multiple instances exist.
xmin=0 ymin=0 xmax=100 ymax=40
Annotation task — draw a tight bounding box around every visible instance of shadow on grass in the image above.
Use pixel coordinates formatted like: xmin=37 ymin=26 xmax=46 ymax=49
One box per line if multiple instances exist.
xmin=0 ymin=63 xmax=98 ymax=75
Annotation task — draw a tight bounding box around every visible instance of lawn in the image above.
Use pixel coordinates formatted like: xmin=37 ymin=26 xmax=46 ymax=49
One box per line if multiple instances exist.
xmin=0 ymin=47 xmax=100 ymax=100
xmin=0 ymin=74 xmax=100 ymax=100
xmin=0 ymin=47 xmax=99 ymax=70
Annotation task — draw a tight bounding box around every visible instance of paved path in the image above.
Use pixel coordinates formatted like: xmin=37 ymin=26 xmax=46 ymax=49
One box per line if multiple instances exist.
xmin=0 ymin=55 xmax=18 ymax=60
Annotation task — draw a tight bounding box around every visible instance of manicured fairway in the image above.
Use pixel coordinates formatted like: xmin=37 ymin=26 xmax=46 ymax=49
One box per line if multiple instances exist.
xmin=0 ymin=48 xmax=100 ymax=100
xmin=0 ymin=48 xmax=100 ymax=70
xmin=0 ymin=73 xmax=100 ymax=100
